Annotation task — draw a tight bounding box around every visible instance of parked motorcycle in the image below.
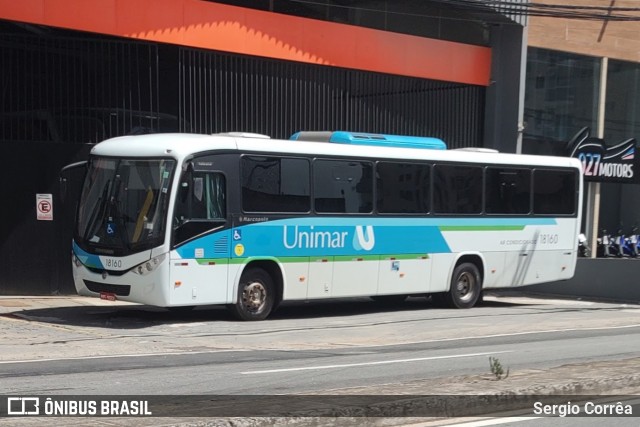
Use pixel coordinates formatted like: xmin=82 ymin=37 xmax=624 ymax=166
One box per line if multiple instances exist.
xmin=627 ymin=226 xmax=640 ymax=258
xmin=613 ymin=228 xmax=636 ymax=258
xmin=578 ymin=233 xmax=590 ymax=257
xmin=597 ymin=229 xmax=618 ymax=258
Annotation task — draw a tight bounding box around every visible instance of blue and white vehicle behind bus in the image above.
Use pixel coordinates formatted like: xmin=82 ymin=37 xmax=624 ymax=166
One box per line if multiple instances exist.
xmin=70 ymin=131 xmax=583 ymax=320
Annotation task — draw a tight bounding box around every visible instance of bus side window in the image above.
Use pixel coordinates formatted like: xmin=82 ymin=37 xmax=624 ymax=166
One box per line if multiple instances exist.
xmin=241 ymin=156 xmax=310 ymax=213
xmin=201 ymin=173 xmax=226 ymax=220
xmin=485 ymin=167 xmax=531 ymax=215
xmin=377 ymin=162 xmax=430 ymax=214
xmin=175 ymin=172 xmax=226 ymax=222
xmin=173 ymin=171 xmax=226 ymax=246
xmin=533 ymin=169 xmax=576 ymax=215
xmin=314 ymin=159 xmax=373 ymax=214
xmin=433 ymin=164 xmax=483 ymax=214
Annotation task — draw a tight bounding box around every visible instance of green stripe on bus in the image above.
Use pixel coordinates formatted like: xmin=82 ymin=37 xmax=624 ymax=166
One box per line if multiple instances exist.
xmin=439 ymin=225 xmax=525 ymax=232
xmin=228 ymin=256 xmax=309 ymax=265
xmin=226 ymin=254 xmax=430 ymax=264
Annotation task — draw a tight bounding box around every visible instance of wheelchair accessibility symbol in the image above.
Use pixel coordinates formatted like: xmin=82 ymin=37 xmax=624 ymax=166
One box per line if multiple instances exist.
xmin=106 ymin=222 xmax=116 ymax=236
xmin=233 ymin=229 xmax=242 ymax=241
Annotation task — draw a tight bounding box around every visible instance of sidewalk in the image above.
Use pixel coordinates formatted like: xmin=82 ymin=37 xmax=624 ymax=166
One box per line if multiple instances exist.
xmin=1 ymin=295 xmax=639 ymax=395
xmin=0 ymin=295 xmax=136 ymax=314
xmin=0 ymin=295 xmax=639 ymax=426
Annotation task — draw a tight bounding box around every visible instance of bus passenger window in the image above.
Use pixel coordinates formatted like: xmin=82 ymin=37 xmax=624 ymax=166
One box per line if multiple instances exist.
xmin=533 ymin=169 xmax=576 ymax=215
xmin=377 ymin=162 xmax=430 ymax=214
xmin=314 ymin=160 xmax=373 ymax=214
xmin=485 ymin=168 xmax=531 ymax=214
xmin=241 ymin=156 xmax=310 ymax=213
xmin=433 ymin=164 xmax=482 ymax=214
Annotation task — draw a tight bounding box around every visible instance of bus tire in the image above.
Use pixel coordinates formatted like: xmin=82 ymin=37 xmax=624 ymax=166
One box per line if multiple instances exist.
xmin=446 ymin=262 xmax=482 ymax=309
xmin=228 ymin=268 xmax=275 ymax=321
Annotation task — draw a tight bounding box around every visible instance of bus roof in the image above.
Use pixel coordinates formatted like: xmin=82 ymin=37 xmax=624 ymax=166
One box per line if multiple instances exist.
xmin=90 ymin=132 xmax=582 ymax=169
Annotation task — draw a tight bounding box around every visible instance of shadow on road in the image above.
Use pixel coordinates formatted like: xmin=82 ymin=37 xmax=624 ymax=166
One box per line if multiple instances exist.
xmin=0 ymin=295 xmax=525 ymax=330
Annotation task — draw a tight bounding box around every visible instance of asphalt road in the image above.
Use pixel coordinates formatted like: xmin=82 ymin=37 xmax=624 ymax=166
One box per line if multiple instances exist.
xmin=2 ymin=321 xmax=640 ymax=395
xmin=1 ymin=293 xmax=639 ymax=425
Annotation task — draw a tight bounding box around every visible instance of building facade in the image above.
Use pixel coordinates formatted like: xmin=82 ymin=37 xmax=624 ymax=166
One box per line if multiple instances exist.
xmin=0 ymin=0 xmax=526 ymax=295
xmin=523 ymin=0 xmax=640 ymax=245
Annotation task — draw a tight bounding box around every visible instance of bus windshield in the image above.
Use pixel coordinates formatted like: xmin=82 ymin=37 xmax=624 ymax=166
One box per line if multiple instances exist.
xmin=75 ymin=157 xmax=175 ymax=256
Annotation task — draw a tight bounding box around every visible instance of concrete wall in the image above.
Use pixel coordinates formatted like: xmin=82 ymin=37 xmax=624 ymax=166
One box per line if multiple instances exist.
xmin=522 ymin=258 xmax=640 ymax=303
xmin=484 ymin=22 xmax=525 ymax=154
xmin=528 ymin=0 xmax=640 ymax=63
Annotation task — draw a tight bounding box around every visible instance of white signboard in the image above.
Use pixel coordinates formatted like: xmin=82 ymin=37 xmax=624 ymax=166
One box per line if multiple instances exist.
xmin=36 ymin=193 xmax=53 ymax=221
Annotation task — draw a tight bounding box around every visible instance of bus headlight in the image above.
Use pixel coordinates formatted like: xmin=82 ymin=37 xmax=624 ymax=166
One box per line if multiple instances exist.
xmin=72 ymin=253 xmax=83 ymax=268
xmin=132 ymin=254 xmax=166 ymax=275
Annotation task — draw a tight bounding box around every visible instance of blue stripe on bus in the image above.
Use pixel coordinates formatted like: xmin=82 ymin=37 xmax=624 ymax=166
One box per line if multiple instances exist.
xmin=175 ymin=217 xmax=557 ymax=260
xmin=72 ymin=241 xmax=104 ymax=269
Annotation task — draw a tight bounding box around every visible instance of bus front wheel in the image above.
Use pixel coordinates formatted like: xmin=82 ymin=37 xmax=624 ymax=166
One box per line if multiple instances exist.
xmin=228 ymin=268 xmax=275 ymax=321
xmin=441 ymin=262 xmax=482 ymax=309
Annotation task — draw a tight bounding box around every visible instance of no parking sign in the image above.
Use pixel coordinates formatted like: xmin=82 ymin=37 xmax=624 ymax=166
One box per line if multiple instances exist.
xmin=36 ymin=193 xmax=53 ymax=221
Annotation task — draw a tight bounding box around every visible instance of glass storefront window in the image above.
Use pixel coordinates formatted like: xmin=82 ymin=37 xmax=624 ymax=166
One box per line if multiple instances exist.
xmin=523 ymin=48 xmax=600 ymax=156
xmin=602 ymin=59 xmax=640 ymax=234
xmin=605 ymin=59 xmax=640 ymax=144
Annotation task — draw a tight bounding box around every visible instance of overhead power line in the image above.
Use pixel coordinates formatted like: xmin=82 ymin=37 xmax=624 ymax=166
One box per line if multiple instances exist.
xmin=457 ymin=0 xmax=640 ymax=21
xmin=285 ymin=0 xmax=640 ymax=22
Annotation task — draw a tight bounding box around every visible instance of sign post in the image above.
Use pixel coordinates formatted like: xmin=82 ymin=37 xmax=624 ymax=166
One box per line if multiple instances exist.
xmin=36 ymin=193 xmax=54 ymax=221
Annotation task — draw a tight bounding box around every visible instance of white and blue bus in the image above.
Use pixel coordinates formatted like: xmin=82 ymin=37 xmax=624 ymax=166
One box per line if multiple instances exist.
xmin=71 ymin=131 xmax=583 ymax=320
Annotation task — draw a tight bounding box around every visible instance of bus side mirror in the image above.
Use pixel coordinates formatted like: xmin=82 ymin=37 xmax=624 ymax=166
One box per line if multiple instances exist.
xmin=179 ymin=181 xmax=189 ymax=203
xmin=59 ymin=161 xmax=88 ymax=204
xmin=60 ymin=177 xmax=68 ymax=203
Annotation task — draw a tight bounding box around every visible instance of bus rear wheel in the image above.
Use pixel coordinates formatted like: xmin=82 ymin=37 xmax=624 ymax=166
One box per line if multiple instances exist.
xmin=228 ymin=268 xmax=275 ymax=321
xmin=439 ymin=262 xmax=482 ymax=309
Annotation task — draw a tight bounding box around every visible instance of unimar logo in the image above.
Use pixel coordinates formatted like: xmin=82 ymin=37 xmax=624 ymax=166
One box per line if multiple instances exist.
xmin=283 ymin=225 xmax=375 ymax=251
